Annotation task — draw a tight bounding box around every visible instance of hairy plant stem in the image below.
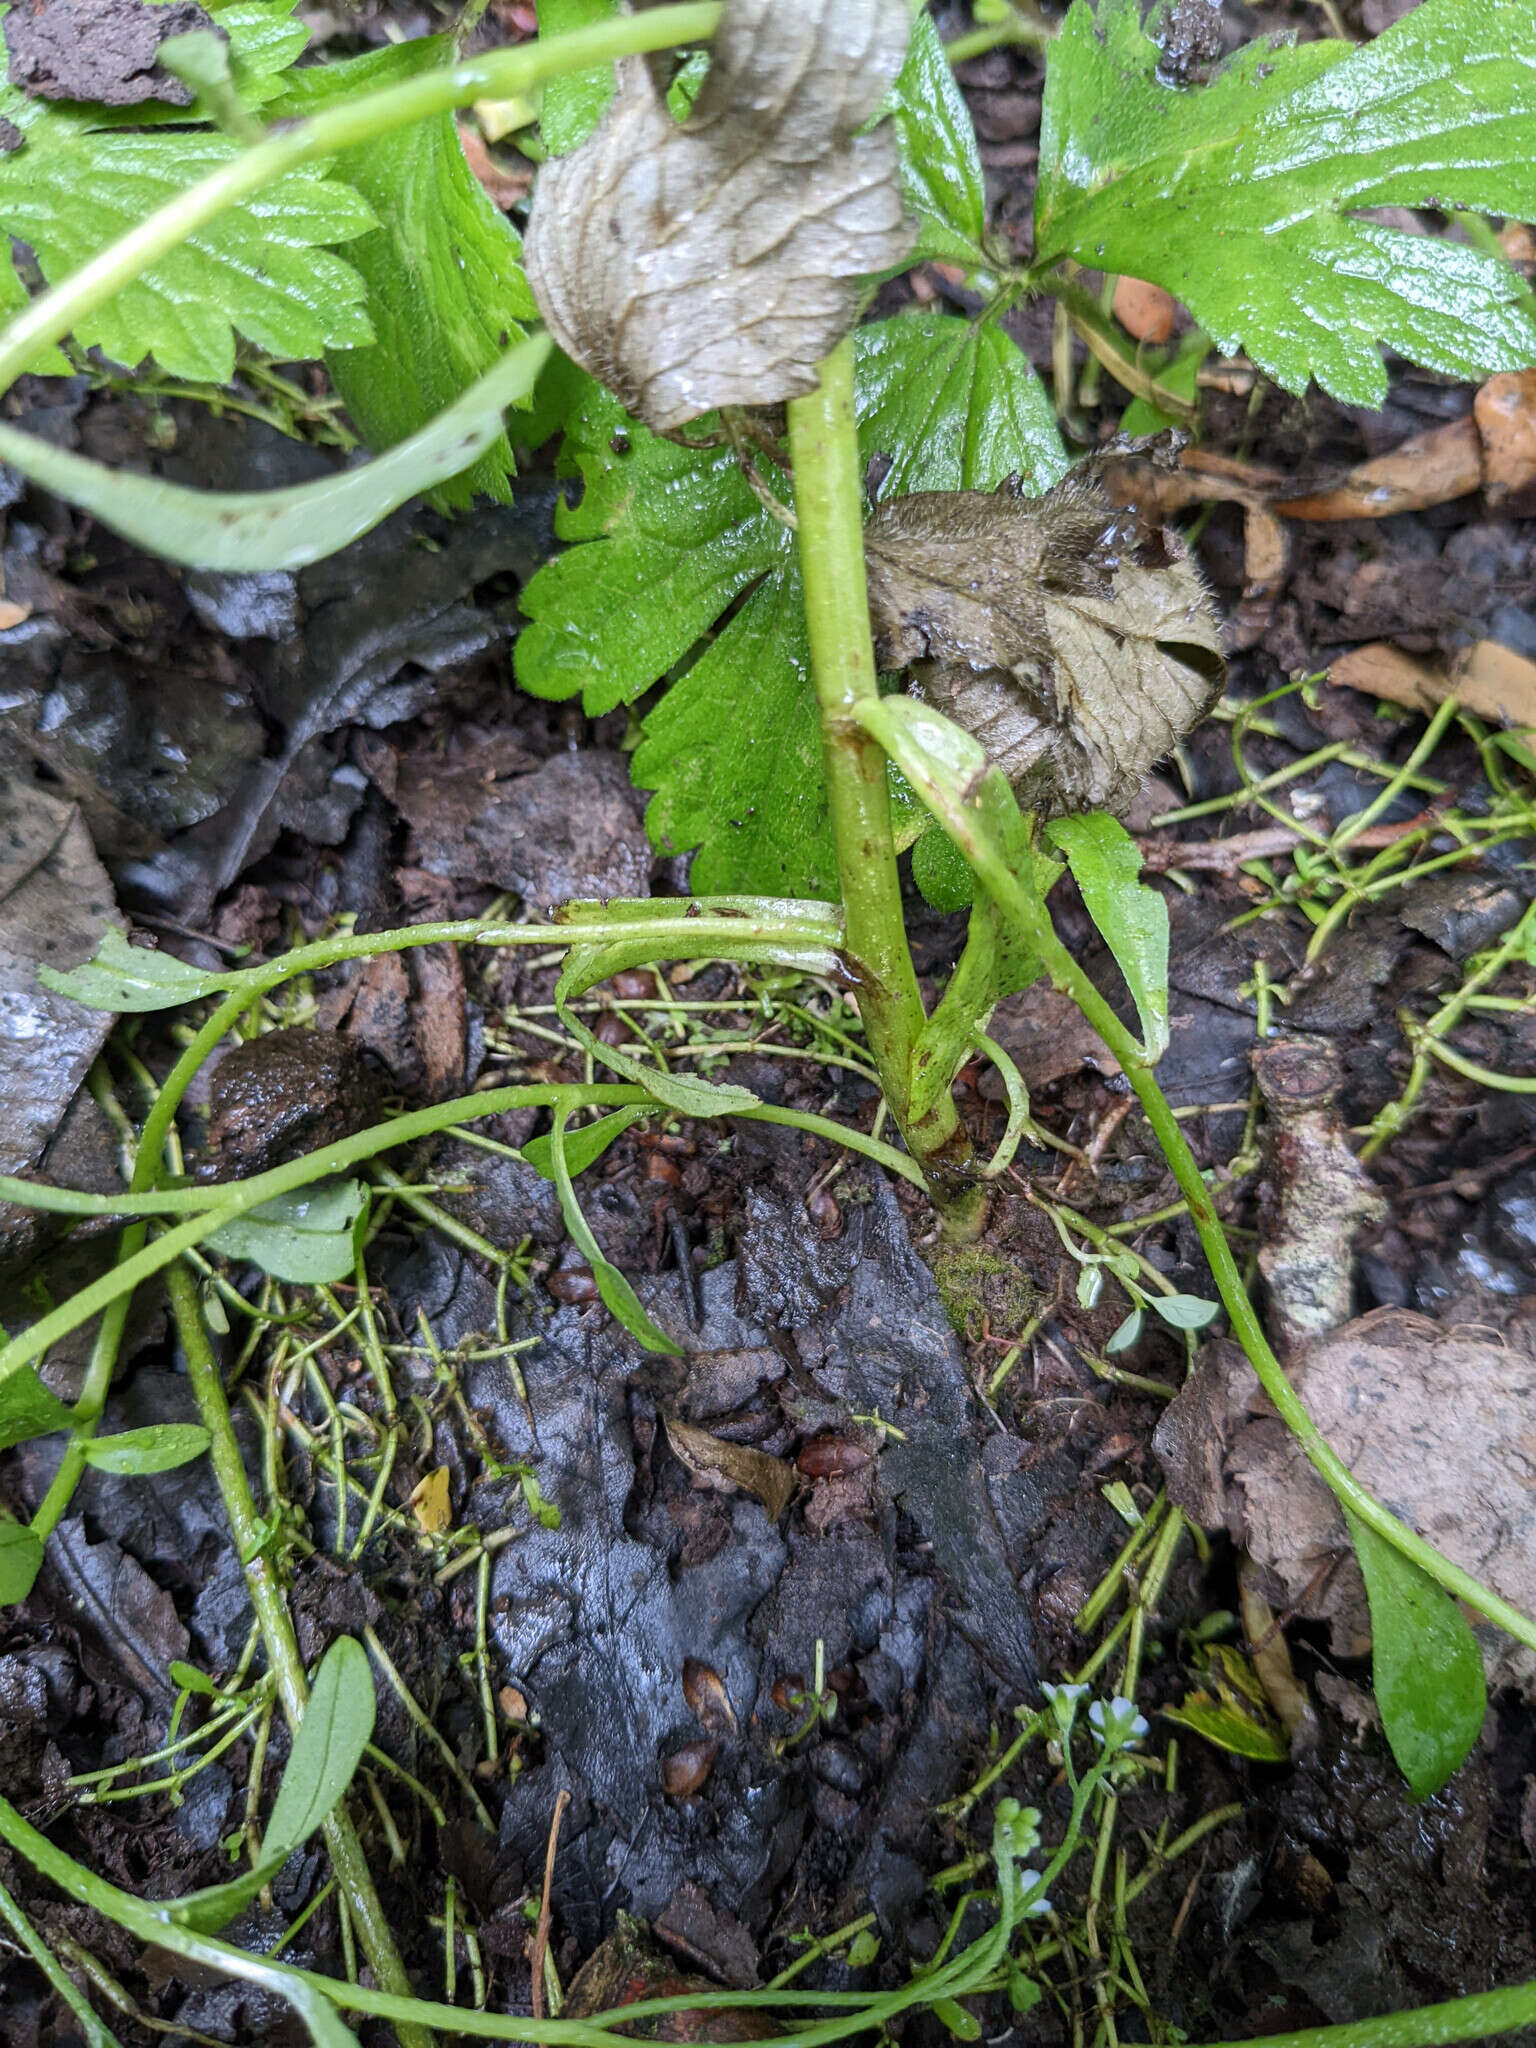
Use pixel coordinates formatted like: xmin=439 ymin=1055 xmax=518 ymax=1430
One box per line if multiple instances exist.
xmin=786 ymin=341 xmax=984 ymax=1237
xmin=0 ymin=5 xmax=723 ymax=397
xmin=166 ymin=1259 xmax=432 ymax=2048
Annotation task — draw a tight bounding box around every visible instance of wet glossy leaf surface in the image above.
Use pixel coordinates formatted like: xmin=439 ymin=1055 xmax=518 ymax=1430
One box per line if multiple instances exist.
xmin=1036 ymin=0 xmax=1536 ymax=407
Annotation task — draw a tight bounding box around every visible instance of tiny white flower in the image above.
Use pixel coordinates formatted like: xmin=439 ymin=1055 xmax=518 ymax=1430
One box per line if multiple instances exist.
xmin=1087 ymin=1696 xmax=1150 ymax=1749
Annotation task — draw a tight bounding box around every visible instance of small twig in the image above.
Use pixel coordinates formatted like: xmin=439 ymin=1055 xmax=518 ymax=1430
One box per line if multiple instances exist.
xmin=1140 ymin=812 xmax=1439 ymax=875
xmin=529 ymin=1788 xmax=571 ymax=2021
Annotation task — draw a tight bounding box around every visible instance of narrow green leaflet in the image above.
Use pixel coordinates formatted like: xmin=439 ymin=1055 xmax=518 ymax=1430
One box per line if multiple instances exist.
xmin=554 ymin=950 xmax=760 ymax=1118
xmin=523 ymin=1107 xmax=651 ymax=1181
xmin=0 ymin=1522 xmax=43 ymax=1608
xmin=883 ymin=14 xmax=988 ymax=269
xmin=1035 ymin=0 xmax=1536 ymax=407
xmin=0 ymin=1370 xmax=74 ymax=1454
xmin=1046 ymin=814 xmax=1168 ymax=1063
xmin=1150 ymin=1293 xmax=1219 ymax=1332
xmin=539 ymin=0 xmax=621 ymax=154
xmin=171 ymin=1636 xmax=376 ymax=1932
xmin=81 ymin=1425 xmax=211 ymax=1476
xmin=37 ymin=928 xmax=242 ymax=1013
xmin=547 ymin=1112 xmax=682 ymax=1356
xmin=1345 ymin=1509 xmax=1485 ymax=1799
xmin=0 ymin=132 xmax=374 ymax=384
xmin=277 ymin=41 xmax=538 ymax=510
xmin=0 ymin=331 xmax=551 ymax=572
xmin=205 ymin=1181 xmax=370 ymax=1285
xmin=856 ymin=314 xmax=1068 ymax=500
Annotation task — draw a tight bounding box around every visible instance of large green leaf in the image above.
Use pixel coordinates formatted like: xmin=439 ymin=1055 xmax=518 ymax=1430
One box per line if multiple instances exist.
xmin=277 ymin=40 xmax=538 ymax=510
xmin=856 ymin=313 xmax=1068 ymax=499
xmin=515 ymin=380 xmax=793 ymax=714
xmin=630 ymin=569 xmax=838 ymax=898
xmin=1345 ymin=1510 xmax=1485 ymax=1799
xmin=0 ymin=131 xmax=374 ymax=383
xmin=883 ymin=13 xmax=988 ymax=269
xmin=0 ymin=332 xmax=551 ymax=570
xmin=1035 ymin=0 xmax=1536 ymax=407
xmin=538 ymin=0 xmax=620 ymax=154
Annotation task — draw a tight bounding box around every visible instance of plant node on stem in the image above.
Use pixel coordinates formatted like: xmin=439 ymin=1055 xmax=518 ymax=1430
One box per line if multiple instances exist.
xmin=786 ymin=340 xmax=986 ymax=1242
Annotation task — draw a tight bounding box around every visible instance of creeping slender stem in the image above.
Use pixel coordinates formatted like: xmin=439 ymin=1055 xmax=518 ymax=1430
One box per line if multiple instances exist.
xmin=167 ymin=1261 xmax=432 ymax=2048
xmin=786 ymin=341 xmax=984 ymax=1234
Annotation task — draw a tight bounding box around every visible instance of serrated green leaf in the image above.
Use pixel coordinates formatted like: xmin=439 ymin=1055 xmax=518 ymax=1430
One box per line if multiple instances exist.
xmin=277 ymin=39 xmax=537 ymax=510
xmin=631 ymin=569 xmax=839 ymax=898
xmin=172 ymin=1635 xmax=375 ymax=1932
xmin=81 ymin=1424 xmax=211 ymax=1476
xmin=0 ymin=1369 xmax=75 ymax=1453
xmin=516 ymin=384 xmax=793 ymax=714
xmin=36 ymin=927 xmax=243 ymax=1012
xmin=205 ymin=1181 xmax=369 ymax=1284
xmin=884 ymin=13 xmax=988 ymax=268
xmin=0 ymin=131 xmax=374 ymax=382
xmin=1344 ymin=1508 xmax=1485 ymax=1799
xmin=1046 ymin=813 xmax=1169 ymax=1062
xmin=0 ymin=1520 xmax=43 ymax=1607
xmin=539 ymin=0 xmax=620 ymax=154
xmin=857 ymin=313 xmax=1069 ymax=500
xmin=0 ymin=330 xmax=551 ymax=571
xmin=1035 ymin=0 xmax=1536 ymax=407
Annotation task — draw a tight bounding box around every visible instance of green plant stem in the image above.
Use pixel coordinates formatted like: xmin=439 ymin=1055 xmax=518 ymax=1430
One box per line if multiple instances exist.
xmin=0 ymin=1082 xmax=932 ymax=1382
xmin=0 ymin=1876 xmax=122 ymax=2048
xmin=28 ymin=985 xmax=258 ymax=1545
xmin=166 ymin=1260 xmax=431 ymax=2048
xmin=786 ymin=341 xmax=982 ymax=1233
xmin=991 ymin=875 xmax=1536 ymax=1655
xmin=0 ymin=7 xmax=722 ymax=397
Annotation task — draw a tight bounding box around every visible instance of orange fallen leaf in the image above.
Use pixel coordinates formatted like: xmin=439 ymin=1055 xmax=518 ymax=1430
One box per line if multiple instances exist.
xmin=1276 ymin=415 xmax=1482 ymax=520
xmin=1473 ymin=369 xmax=1536 ymax=508
xmin=1112 ymin=275 xmax=1177 ymax=345
xmin=1329 ymin=638 xmax=1536 ymax=729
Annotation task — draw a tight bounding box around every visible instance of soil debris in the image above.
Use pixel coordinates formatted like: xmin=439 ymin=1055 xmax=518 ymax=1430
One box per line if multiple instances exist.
xmin=4 ymin=0 xmax=221 ymax=108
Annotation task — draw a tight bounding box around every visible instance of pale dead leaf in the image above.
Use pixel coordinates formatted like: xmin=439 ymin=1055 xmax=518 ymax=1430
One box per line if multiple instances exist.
xmin=1330 ymin=638 xmax=1536 ymax=729
xmin=864 ymin=462 xmax=1224 ymax=816
xmin=524 ymin=0 xmax=913 ymax=433
xmin=664 ymin=1416 xmax=796 ymax=1522
xmin=1474 ymin=368 xmax=1536 ymax=508
xmin=1157 ymin=1309 xmax=1536 ymax=1688
xmin=409 ymin=1466 xmax=452 ymax=1534
xmin=1275 ymin=415 xmax=1482 ymax=520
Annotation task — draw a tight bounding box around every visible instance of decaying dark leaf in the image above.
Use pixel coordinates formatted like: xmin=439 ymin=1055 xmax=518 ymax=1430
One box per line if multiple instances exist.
xmin=523 ymin=0 xmax=914 ymax=432
xmin=863 ymin=457 xmax=1225 ymax=817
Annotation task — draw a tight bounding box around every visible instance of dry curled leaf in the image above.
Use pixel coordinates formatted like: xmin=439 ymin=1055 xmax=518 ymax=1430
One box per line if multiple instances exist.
xmin=664 ymin=1416 xmax=796 ymax=1522
xmin=523 ymin=0 xmax=913 ymax=432
xmin=864 ymin=459 xmax=1224 ymax=816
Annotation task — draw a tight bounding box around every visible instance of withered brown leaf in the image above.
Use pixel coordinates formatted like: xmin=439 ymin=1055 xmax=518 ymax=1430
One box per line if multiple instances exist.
xmin=523 ymin=0 xmax=914 ymax=433
xmin=863 ymin=461 xmax=1225 ymax=817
